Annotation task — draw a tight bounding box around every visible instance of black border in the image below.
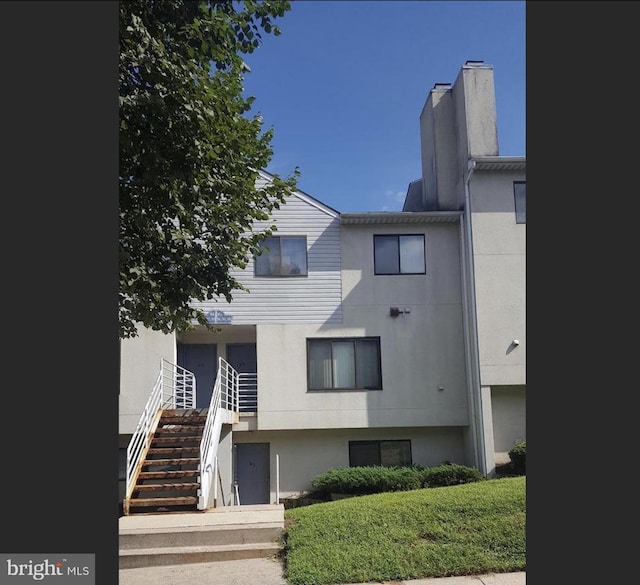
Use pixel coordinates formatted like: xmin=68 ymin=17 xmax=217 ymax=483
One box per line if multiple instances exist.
xmin=527 ymin=1 xmax=639 ymax=581
xmin=1 ymin=1 xmax=119 ymax=581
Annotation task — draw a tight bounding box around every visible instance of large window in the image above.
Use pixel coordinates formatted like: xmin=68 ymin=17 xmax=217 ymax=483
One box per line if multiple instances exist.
xmin=349 ymin=440 xmax=412 ymax=467
xmin=307 ymin=337 xmax=382 ymax=390
xmin=374 ymin=234 xmax=425 ymax=275
xmin=255 ymin=236 xmax=308 ymax=276
xmin=514 ymin=181 xmax=526 ymax=224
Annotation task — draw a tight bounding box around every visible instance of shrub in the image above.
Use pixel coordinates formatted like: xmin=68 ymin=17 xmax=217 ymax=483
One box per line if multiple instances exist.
xmin=310 ymin=466 xmax=422 ymax=495
xmin=419 ymin=463 xmax=485 ymax=487
xmin=508 ymin=441 xmax=526 ymax=474
xmin=310 ymin=463 xmax=484 ymax=496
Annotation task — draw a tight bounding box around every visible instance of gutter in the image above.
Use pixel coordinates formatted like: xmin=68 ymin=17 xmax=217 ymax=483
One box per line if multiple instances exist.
xmin=462 ymin=159 xmax=487 ymax=476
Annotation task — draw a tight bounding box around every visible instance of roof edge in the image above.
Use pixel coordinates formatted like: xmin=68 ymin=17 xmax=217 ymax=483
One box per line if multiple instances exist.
xmin=471 ymin=156 xmax=526 ymax=171
xmin=257 ymin=169 xmax=340 ymax=218
xmin=341 ymin=211 xmax=462 ymax=225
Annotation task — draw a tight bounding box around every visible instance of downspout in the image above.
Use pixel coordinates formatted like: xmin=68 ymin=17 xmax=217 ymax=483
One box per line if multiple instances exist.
xmin=462 ymin=159 xmax=487 ymax=476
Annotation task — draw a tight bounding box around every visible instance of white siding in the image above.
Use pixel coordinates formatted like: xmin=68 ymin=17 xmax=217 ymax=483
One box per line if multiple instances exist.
xmin=190 ymin=181 xmax=342 ymax=324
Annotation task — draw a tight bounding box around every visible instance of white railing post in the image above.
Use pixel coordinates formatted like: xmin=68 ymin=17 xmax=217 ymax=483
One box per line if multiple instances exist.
xmin=213 ymin=457 xmax=218 ymax=507
xmin=276 ymin=454 xmax=280 ymax=505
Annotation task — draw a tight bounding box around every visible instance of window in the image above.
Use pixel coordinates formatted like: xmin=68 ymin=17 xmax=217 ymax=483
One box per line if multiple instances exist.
xmin=349 ymin=440 xmax=412 ymax=467
xmin=374 ymin=234 xmax=425 ymax=275
xmin=255 ymin=236 xmax=308 ymax=276
xmin=307 ymin=337 xmax=382 ymax=390
xmin=514 ymin=181 xmax=526 ymax=224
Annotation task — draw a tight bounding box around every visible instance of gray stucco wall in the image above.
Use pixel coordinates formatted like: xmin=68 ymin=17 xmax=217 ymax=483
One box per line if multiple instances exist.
xmin=469 ymin=171 xmax=526 ymax=387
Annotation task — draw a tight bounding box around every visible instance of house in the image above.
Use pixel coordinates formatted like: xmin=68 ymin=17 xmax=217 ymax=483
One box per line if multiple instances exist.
xmin=119 ymin=60 xmax=525 ymax=513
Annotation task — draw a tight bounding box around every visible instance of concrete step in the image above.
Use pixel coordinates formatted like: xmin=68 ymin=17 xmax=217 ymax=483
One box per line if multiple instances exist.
xmin=119 ymin=504 xmax=285 ymax=568
xmin=120 ymin=504 xmax=284 ymax=530
xmin=119 ymin=542 xmax=282 ymax=569
xmin=120 ymin=522 xmax=284 ymax=550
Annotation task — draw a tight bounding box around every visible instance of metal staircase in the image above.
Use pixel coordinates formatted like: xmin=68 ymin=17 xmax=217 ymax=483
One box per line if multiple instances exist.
xmin=124 ymin=358 xmax=240 ymax=515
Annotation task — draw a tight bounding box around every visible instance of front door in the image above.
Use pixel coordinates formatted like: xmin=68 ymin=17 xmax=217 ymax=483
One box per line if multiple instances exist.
xmin=235 ymin=443 xmax=270 ymax=505
xmin=226 ymin=343 xmax=257 ymax=373
xmin=177 ymin=343 xmax=217 ymax=408
xmin=226 ymin=343 xmax=257 ymax=412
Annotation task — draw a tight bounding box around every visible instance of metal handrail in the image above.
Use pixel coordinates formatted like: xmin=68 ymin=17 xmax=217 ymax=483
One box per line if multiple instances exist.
xmin=238 ymin=373 xmax=258 ymax=412
xmin=198 ymin=357 xmax=239 ymax=509
xmin=125 ymin=359 xmax=196 ymax=512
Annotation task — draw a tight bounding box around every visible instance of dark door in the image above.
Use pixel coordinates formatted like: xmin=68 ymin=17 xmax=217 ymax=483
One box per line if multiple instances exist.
xmin=235 ymin=443 xmax=270 ymax=505
xmin=226 ymin=343 xmax=257 ymax=412
xmin=177 ymin=343 xmax=217 ymax=408
xmin=226 ymin=343 xmax=257 ymax=373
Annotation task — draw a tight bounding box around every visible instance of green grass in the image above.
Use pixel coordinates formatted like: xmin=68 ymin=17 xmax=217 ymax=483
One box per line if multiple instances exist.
xmin=282 ymin=476 xmax=525 ymax=585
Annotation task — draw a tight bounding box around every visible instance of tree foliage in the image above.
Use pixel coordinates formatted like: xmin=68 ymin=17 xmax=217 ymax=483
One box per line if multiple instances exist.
xmin=120 ymin=0 xmax=297 ymax=338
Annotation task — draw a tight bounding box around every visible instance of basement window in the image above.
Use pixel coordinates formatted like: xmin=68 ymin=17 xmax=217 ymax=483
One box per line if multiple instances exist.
xmin=349 ymin=440 xmax=412 ymax=467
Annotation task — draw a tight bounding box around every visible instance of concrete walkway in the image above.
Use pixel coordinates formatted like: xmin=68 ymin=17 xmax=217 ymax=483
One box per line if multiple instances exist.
xmin=119 ymin=557 xmax=525 ymax=585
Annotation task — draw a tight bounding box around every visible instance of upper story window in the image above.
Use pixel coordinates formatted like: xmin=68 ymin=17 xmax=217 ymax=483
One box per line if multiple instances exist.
xmin=514 ymin=181 xmax=526 ymax=224
xmin=255 ymin=236 xmax=308 ymax=277
xmin=374 ymin=234 xmax=425 ymax=275
xmin=307 ymin=337 xmax=382 ymax=390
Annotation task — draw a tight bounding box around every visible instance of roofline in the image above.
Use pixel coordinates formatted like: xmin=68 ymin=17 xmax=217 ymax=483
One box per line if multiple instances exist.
xmin=341 ymin=211 xmax=462 ymax=225
xmin=470 ymin=156 xmax=526 ymax=172
xmin=257 ymin=169 xmax=340 ymax=218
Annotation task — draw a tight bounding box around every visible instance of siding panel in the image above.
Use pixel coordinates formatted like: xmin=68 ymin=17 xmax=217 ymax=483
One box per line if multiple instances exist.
xmin=190 ymin=188 xmax=343 ymax=324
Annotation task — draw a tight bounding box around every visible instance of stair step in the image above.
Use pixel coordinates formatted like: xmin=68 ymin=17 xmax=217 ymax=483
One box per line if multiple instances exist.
xmin=134 ymin=483 xmax=200 ymax=492
xmin=119 ymin=542 xmax=282 ymax=569
xmin=161 ymin=409 xmax=208 ymax=416
xmin=154 ymin=426 xmax=205 ymax=434
xmin=159 ymin=416 xmax=207 ymax=425
xmin=141 ymin=458 xmax=199 ymax=467
xmin=128 ymin=496 xmax=198 ymax=507
xmin=147 ymin=447 xmax=200 ymax=455
xmin=120 ymin=523 xmax=284 ymax=550
xmin=151 ymin=436 xmax=202 ymax=444
xmin=138 ymin=470 xmax=199 ymax=480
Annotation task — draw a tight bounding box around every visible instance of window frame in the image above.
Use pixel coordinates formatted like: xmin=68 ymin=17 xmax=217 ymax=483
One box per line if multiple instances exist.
xmin=306 ymin=337 xmax=382 ymax=391
xmin=373 ymin=234 xmax=426 ymax=275
xmin=514 ymin=181 xmax=526 ymax=224
xmin=254 ymin=235 xmax=309 ymax=277
xmin=348 ymin=440 xmax=412 ymax=467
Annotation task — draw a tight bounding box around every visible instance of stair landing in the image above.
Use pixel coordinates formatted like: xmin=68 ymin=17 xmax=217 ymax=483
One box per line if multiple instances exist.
xmin=119 ymin=504 xmax=284 ymax=531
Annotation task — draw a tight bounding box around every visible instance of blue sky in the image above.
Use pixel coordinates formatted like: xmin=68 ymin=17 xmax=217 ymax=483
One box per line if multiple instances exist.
xmin=242 ymin=0 xmax=525 ymax=213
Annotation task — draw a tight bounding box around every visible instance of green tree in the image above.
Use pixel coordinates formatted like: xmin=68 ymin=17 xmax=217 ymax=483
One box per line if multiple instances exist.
xmin=120 ymin=0 xmax=297 ymax=338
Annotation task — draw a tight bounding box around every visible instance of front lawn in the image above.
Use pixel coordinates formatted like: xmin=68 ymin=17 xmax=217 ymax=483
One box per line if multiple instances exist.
xmin=282 ymin=475 xmax=525 ymax=585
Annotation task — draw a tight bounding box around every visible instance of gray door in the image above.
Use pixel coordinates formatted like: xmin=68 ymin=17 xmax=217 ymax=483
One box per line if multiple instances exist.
xmin=177 ymin=343 xmax=217 ymax=408
xmin=235 ymin=443 xmax=270 ymax=505
xmin=226 ymin=343 xmax=257 ymax=373
xmin=226 ymin=343 xmax=257 ymax=412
